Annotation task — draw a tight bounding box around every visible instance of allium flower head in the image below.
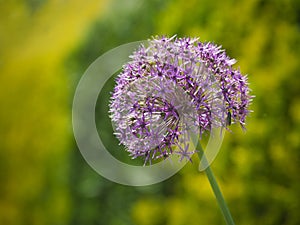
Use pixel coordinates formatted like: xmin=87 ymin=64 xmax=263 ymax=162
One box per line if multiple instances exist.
xmin=110 ymin=36 xmax=252 ymax=164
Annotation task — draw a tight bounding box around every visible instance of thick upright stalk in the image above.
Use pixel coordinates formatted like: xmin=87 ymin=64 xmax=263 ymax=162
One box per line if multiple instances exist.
xmin=196 ymin=142 xmax=235 ymax=225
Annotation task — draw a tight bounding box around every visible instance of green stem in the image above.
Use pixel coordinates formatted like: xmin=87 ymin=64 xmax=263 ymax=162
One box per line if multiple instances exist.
xmin=196 ymin=141 xmax=235 ymax=225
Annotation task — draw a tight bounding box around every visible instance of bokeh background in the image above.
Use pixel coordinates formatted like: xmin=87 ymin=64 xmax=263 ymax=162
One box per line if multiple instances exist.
xmin=1 ymin=0 xmax=300 ymax=224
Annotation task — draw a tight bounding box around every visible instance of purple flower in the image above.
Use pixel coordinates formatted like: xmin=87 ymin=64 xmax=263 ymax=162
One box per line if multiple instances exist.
xmin=109 ymin=36 xmax=252 ymax=164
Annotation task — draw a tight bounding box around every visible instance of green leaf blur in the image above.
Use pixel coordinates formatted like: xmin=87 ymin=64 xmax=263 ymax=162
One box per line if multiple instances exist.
xmin=1 ymin=0 xmax=299 ymax=225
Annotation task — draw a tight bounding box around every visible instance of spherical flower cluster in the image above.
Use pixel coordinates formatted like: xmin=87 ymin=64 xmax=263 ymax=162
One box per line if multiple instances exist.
xmin=110 ymin=36 xmax=252 ymax=164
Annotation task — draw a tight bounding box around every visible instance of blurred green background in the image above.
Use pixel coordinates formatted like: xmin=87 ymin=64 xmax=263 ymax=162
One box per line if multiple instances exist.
xmin=1 ymin=0 xmax=300 ymax=224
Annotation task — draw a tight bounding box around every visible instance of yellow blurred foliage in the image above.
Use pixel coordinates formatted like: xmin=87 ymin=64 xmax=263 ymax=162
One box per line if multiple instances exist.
xmin=0 ymin=0 xmax=108 ymax=224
